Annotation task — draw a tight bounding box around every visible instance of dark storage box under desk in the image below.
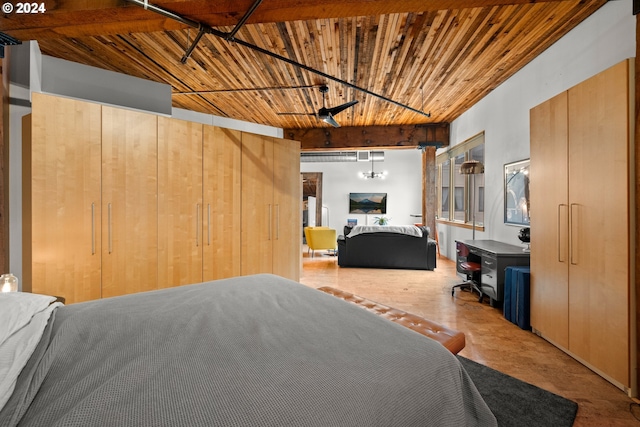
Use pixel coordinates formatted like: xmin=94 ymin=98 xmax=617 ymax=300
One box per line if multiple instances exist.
xmin=457 ymin=240 xmax=530 ymax=307
xmin=504 ymin=266 xmax=531 ymax=330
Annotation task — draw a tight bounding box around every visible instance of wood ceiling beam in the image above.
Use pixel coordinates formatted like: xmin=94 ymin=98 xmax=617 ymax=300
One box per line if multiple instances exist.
xmin=2 ymin=0 xmax=577 ymax=41
xmin=285 ymin=124 xmax=449 ymax=151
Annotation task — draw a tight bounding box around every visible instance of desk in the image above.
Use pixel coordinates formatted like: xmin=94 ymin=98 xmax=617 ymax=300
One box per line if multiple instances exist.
xmin=457 ymin=240 xmax=530 ymax=307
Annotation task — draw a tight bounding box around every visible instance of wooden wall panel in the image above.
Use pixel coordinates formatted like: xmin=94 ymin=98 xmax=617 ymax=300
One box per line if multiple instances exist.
xmin=529 ymin=92 xmax=570 ymax=349
xmin=241 ymin=133 xmax=275 ymax=276
xmin=203 ymin=125 xmax=242 ymax=281
xmin=26 ymin=93 xmax=102 ymax=303
xmin=158 ymin=117 xmax=204 ymax=288
xmin=567 ymin=60 xmax=631 ymax=388
xmin=272 ymin=138 xmax=301 ymax=281
xmin=101 ymin=106 xmax=158 ymax=298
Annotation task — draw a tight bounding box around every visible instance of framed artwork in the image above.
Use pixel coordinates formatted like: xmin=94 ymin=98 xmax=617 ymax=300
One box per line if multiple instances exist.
xmin=504 ymin=159 xmax=530 ymax=226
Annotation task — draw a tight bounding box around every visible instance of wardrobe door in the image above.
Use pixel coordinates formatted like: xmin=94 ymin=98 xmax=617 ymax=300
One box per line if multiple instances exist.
xmin=24 ymin=93 xmax=102 ymax=304
xmin=529 ymin=92 xmax=569 ymax=348
xmin=272 ymin=138 xmax=301 ymax=281
xmin=203 ymin=125 xmax=242 ymax=281
xmin=567 ymin=59 xmax=630 ymax=387
xmin=101 ymin=106 xmax=158 ymax=298
xmin=241 ymin=133 xmax=274 ymax=276
xmin=158 ymin=117 xmax=203 ymax=288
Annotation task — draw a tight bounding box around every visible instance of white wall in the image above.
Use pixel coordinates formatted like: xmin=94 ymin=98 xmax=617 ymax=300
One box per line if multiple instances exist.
xmin=300 ymin=149 xmax=423 ymax=232
xmin=438 ymin=0 xmax=635 ymax=259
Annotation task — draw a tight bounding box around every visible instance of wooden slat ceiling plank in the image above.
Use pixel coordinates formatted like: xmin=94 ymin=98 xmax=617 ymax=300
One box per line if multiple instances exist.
xmin=110 ymin=32 xmax=231 ymax=115
xmin=409 ymin=10 xmax=460 ymax=119
xmin=422 ymin=6 xmax=519 ymax=111
xmin=379 ymin=13 xmax=425 ymax=108
xmin=485 ymin=0 xmax=604 ymax=85
xmin=116 ymin=33 xmax=200 ymax=89
xmin=434 ymin=1 xmax=588 ymax=111
xmin=440 ymin=1 xmax=603 ymax=118
xmin=400 ymin=11 xmax=443 ymax=116
xmin=423 ymin=4 xmax=542 ymax=115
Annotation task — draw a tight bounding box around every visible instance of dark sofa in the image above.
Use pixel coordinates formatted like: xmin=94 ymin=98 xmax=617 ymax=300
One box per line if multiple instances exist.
xmin=337 ymin=225 xmax=437 ymax=270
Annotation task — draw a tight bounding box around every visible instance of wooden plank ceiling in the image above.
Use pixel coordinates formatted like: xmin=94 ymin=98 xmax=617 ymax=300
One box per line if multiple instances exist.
xmin=1 ymin=0 xmax=606 ymax=148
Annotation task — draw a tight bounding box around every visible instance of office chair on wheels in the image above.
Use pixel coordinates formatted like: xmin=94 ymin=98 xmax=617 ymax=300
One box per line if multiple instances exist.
xmin=451 ymin=241 xmax=483 ymax=302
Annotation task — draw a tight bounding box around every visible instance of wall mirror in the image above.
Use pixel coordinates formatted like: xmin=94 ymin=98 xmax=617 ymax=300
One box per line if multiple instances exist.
xmin=504 ymin=159 xmax=530 ymax=226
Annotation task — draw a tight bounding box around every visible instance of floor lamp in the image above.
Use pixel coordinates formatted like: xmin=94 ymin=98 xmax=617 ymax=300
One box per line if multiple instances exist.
xmin=460 ymin=160 xmax=484 ymax=240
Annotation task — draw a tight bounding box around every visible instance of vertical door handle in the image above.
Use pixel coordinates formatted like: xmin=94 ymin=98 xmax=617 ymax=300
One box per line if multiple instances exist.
xmin=196 ymin=204 xmax=200 ymax=247
xmin=558 ymin=204 xmax=568 ymax=262
xmin=570 ymin=203 xmax=579 ymax=265
xmin=268 ymin=204 xmax=272 ymax=241
xmin=108 ymin=203 xmax=113 ymax=254
xmin=91 ymin=202 xmax=96 ymax=255
xmin=207 ymin=204 xmax=211 ymax=246
xmin=276 ymin=204 xmax=280 ymax=240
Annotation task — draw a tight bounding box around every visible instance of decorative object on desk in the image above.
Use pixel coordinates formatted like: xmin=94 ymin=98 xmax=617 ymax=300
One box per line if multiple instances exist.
xmin=460 ymin=160 xmax=484 ymax=239
xmin=518 ymin=227 xmax=531 ymax=252
xmin=0 ymin=273 xmax=18 ymax=292
xmin=349 ymin=192 xmax=387 ymax=214
xmin=347 ymin=218 xmax=357 ymax=227
xmin=504 ymin=159 xmax=530 ymax=226
xmin=373 ymin=216 xmax=390 ymax=225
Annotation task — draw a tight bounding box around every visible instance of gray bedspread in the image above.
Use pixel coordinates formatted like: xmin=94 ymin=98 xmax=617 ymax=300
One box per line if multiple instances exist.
xmin=2 ymin=274 xmax=496 ymax=426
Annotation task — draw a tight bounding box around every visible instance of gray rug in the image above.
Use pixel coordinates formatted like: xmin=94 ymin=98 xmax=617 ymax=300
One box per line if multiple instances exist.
xmin=458 ymin=356 xmax=578 ymax=427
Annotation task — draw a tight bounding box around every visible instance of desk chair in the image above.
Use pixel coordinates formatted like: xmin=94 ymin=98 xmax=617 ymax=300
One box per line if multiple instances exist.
xmin=451 ymin=241 xmax=483 ymax=301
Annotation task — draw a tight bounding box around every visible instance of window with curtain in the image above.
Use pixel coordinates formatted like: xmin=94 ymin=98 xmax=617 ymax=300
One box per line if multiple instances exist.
xmin=436 ymin=133 xmax=485 ymax=229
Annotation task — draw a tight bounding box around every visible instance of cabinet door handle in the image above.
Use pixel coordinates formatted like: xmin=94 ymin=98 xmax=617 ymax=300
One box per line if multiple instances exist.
xmin=91 ymin=202 xmax=96 ymax=255
xmin=207 ymin=204 xmax=211 ymax=246
xmin=558 ymin=204 xmax=568 ymax=262
xmin=196 ymin=204 xmax=200 ymax=247
xmin=108 ymin=203 xmax=113 ymax=254
xmin=570 ymin=203 xmax=579 ymax=265
xmin=276 ymin=204 xmax=280 ymax=240
xmin=268 ymin=204 xmax=272 ymax=241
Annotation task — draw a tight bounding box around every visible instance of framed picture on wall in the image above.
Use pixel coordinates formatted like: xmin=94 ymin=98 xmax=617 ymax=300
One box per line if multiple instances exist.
xmin=504 ymin=159 xmax=530 ymax=226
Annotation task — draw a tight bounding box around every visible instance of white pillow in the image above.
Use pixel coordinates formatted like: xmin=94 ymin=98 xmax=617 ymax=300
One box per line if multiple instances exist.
xmin=0 ymin=292 xmax=61 ymax=412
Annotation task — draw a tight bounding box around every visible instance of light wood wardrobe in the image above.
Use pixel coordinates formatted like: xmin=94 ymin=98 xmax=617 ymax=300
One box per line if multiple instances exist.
xmin=23 ymin=93 xmax=301 ymax=304
xmin=240 ymin=132 xmax=301 ymax=280
xmin=530 ymin=59 xmax=634 ymax=393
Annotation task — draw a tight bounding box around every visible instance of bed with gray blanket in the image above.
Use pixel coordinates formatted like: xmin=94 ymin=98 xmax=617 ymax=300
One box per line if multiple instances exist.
xmin=1 ymin=274 xmax=496 ymax=426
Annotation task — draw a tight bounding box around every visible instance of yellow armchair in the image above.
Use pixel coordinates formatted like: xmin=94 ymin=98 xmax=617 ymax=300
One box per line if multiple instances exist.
xmin=304 ymin=226 xmax=338 ymax=257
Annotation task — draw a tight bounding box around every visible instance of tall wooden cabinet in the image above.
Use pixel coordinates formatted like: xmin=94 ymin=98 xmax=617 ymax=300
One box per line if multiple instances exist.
xmin=203 ymin=125 xmax=242 ymax=280
xmin=23 ymin=93 xmax=102 ymax=303
xmin=241 ymin=133 xmax=300 ymax=279
xmin=23 ymin=93 xmax=301 ymax=304
xmin=272 ymin=138 xmax=302 ymax=280
xmin=101 ymin=106 xmax=159 ymax=298
xmin=157 ymin=117 xmax=204 ymax=288
xmin=530 ymin=59 xmax=633 ymax=391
